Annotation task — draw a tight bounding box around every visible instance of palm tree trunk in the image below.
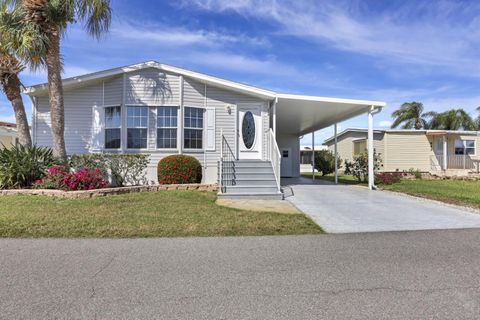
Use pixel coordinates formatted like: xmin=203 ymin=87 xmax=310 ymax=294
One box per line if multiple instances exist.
xmin=1 ymin=74 xmax=32 ymax=147
xmin=45 ymin=29 xmax=67 ymax=163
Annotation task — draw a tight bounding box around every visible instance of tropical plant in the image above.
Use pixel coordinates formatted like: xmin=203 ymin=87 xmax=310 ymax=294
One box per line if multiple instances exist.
xmin=0 ymin=0 xmax=112 ymax=163
xmin=314 ymin=149 xmax=342 ymax=176
xmin=0 ymin=10 xmax=31 ymax=146
xmin=158 ymin=155 xmax=202 ymax=184
xmin=474 ymin=106 xmax=480 ymax=130
xmin=425 ymin=109 xmax=475 ymax=130
xmin=0 ymin=144 xmax=57 ymax=188
xmin=391 ymin=102 xmax=429 ymax=129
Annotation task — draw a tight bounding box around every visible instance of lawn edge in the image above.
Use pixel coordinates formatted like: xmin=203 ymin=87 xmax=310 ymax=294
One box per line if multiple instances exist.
xmin=379 ymin=188 xmax=480 ymax=215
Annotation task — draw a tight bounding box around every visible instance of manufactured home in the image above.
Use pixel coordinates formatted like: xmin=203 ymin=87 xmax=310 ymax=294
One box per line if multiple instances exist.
xmin=25 ymin=61 xmax=385 ymax=198
xmin=324 ymin=128 xmax=480 ymax=174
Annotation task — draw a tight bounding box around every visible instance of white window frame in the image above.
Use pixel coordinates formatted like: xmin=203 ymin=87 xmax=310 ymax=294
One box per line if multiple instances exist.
xmin=454 ymin=139 xmax=476 ymax=156
xmin=183 ymin=106 xmax=205 ymax=151
xmin=104 ymin=105 xmax=122 ymax=150
xmin=126 ymin=105 xmax=149 ymax=150
xmin=156 ymin=106 xmax=179 ymax=150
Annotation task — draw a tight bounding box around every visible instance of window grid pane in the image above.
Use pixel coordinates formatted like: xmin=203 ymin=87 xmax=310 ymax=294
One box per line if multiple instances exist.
xmin=127 ymin=106 xmax=148 ymax=149
xmin=105 ymin=128 xmax=121 ymax=149
xmin=184 ymin=107 xmax=203 ymax=149
xmin=157 ymin=106 xmax=178 ymax=149
xmin=104 ymin=106 xmax=121 ymax=149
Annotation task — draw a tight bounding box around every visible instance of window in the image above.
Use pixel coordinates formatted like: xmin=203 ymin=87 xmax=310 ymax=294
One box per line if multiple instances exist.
xmin=105 ymin=106 xmax=121 ymax=149
xmin=353 ymin=140 xmax=367 ymax=155
xmin=157 ymin=106 xmax=178 ymax=149
xmin=127 ymin=106 xmax=148 ymax=149
xmin=282 ymin=150 xmax=289 ymax=158
xmin=455 ymin=139 xmax=475 ymax=155
xmin=184 ymin=107 xmax=203 ymax=149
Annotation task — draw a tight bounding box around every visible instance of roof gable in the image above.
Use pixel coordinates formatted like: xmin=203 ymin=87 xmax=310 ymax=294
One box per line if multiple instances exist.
xmin=24 ymin=61 xmax=276 ymax=100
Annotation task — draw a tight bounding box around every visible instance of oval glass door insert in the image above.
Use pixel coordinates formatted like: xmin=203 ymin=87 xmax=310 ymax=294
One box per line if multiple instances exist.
xmin=242 ymin=111 xmax=256 ymax=149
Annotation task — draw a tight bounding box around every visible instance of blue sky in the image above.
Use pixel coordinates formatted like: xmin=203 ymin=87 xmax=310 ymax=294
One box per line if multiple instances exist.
xmin=1 ymin=0 xmax=480 ymax=145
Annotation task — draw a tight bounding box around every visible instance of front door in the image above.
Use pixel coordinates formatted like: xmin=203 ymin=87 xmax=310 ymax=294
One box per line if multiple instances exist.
xmin=281 ymin=148 xmax=293 ymax=177
xmin=238 ymin=104 xmax=263 ymax=159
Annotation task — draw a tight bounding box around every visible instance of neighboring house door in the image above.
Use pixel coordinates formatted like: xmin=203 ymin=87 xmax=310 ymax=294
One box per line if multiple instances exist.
xmin=237 ymin=104 xmax=263 ymax=159
xmin=281 ymin=148 xmax=293 ymax=177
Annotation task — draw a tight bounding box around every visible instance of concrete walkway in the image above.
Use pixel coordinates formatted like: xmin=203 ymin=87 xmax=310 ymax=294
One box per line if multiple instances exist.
xmin=283 ymin=177 xmax=480 ymax=233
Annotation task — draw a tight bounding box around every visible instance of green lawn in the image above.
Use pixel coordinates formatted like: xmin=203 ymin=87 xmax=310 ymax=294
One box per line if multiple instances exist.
xmin=382 ymin=179 xmax=480 ymax=209
xmin=300 ymin=173 xmax=364 ymax=185
xmin=0 ymin=191 xmax=322 ymax=238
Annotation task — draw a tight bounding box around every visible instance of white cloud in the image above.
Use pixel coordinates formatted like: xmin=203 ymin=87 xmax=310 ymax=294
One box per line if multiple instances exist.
xmin=185 ymin=0 xmax=480 ymax=76
xmin=111 ymin=20 xmax=268 ymax=48
xmin=378 ymin=120 xmax=392 ymax=128
xmin=0 ymin=114 xmax=16 ymax=123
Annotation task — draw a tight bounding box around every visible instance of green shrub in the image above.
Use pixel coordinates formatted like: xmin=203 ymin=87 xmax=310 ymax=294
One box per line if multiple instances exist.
xmin=314 ymin=150 xmax=342 ymax=176
xmin=408 ymin=168 xmax=423 ymax=180
xmin=0 ymin=144 xmax=58 ymax=189
xmin=70 ymin=154 xmax=149 ymax=187
xmin=157 ymin=155 xmax=202 ymax=184
xmin=344 ymin=150 xmax=382 ymax=182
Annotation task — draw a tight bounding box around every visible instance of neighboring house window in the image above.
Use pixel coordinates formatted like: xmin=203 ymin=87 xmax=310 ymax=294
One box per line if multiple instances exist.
xmin=157 ymin=106 xmax=178 ymax=149
xmin=105 ymin=106 xmax=121 ymax=149
xmin=454 ymin=139 xmax=475 ymax=155
xmin=353 ymin=139 xmax=367 ymax=156
xmin=184 ymin=107 xmax=204 ymax=149
xmin=127 ymin=106 xmax=148 ymax=149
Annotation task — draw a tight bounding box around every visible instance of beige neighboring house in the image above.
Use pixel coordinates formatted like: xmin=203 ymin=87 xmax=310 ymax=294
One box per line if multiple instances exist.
xmin=0 ymin=122 xmax=18 ymax=149
xmin=324 ymin=128 xmax=480 ymax=174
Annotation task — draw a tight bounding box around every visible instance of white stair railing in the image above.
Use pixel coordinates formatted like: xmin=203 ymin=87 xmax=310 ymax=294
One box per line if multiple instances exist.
xmin=219 ymin=129 xmax=236 ymax=193
xmin=266 ymin=128 xmax=281 ymax=192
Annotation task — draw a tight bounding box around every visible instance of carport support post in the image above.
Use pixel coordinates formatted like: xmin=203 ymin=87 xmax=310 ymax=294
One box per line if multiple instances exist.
xmin=312 ymin=131 xmax=315 ymax=181
xmin=368 ymin=106 xmax=374 ymax=190
xmin=334 ymin=123 xmax=338 ymax=184
xmin=443 ymin=136 xmax=447 ymax=171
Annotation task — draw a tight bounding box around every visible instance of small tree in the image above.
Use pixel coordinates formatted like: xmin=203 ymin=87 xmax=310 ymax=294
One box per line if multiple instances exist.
xmin=344 ymin=150 xmax=382 ymax=182
xmin=314 ymin=150 xmax=342 ymax=176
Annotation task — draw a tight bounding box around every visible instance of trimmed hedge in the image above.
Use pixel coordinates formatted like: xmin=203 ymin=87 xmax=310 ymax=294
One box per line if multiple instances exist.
xmin=158 ymin=155 xmax=202 ymax=184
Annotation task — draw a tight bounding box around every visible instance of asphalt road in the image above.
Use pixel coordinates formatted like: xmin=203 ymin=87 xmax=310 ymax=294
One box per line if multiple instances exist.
xmin=2 ymin=230 xmax=480 ymax=319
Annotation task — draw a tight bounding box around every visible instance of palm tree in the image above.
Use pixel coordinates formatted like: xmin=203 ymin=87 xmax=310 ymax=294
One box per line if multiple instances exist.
xmin=425 ymin=109 xmax=475 ymax=130
xmin=0 ymin=34 xmax=31 ymax=146
xmin=474 ymin=107 xmax=480 ymax=130
xmin=0 ymin=0 xmax=111 ymax=163
xmin=391 ymin=102 xmax=428 ymax=130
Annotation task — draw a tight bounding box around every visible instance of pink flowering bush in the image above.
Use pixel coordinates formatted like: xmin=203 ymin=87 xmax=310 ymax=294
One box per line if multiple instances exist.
xmin=33 ymin=165 xmax=108 ymax=191
xmin=374 ymin=172 xmax=405 ymax=185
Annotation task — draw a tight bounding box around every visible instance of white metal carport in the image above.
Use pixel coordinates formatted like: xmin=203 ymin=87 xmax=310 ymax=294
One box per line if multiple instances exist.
xmin=273 ymin=94 xmax=386 ymax=190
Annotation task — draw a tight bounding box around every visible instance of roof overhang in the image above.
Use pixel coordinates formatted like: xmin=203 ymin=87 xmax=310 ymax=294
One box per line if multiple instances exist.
xmin=276 ymin=94 xmax=386 ymax=136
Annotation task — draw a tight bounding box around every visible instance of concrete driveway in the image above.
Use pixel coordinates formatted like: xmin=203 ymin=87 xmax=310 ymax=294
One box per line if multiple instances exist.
xmin=283 ymin=177 xmax=480 ymax=233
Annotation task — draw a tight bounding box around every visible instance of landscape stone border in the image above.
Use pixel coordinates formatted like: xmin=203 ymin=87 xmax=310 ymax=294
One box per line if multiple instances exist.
xmin=0 ymin=184 xmax=218 ymax=199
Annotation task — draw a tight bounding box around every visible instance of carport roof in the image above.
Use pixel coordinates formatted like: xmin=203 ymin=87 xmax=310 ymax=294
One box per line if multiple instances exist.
xmin=276 ymin=94 xmax=385 ymax=136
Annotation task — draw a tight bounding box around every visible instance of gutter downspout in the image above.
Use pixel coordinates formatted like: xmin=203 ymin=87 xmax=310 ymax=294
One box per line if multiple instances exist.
xmin=27 ymin=95 xmax=37 ymax=145
xmin=368 ymin=105 xmax=383 ymax=190
xmin=273 ymin=97 xmax=278 ymax=139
